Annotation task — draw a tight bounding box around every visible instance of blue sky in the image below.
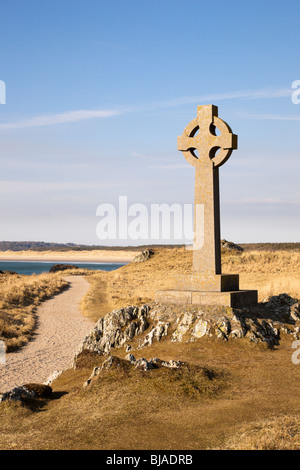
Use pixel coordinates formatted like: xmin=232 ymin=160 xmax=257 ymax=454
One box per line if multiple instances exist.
xmin=0 ymin=0 xmax=299 ymax=245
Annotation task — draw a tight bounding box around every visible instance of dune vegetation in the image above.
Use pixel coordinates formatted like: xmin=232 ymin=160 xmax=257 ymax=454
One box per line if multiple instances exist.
xmin=220 ymin=415 xmax=300 ymax=450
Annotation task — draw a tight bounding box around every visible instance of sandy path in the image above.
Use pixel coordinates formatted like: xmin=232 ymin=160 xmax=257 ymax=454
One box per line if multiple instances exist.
xmin=0 ymin=276 xmax=93 ymax=393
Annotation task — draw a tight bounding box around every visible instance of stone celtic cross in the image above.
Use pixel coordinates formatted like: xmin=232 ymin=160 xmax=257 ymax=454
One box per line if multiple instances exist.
xmin=177 ymin=105 xmax=237 ymax=275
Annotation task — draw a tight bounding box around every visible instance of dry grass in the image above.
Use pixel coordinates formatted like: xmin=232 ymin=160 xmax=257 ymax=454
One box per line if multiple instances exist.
xmin=0 ymin=273 xmax=68 ymax=351
xmin=223 ymin=249 xmax=300 ymax=274
xmin=223 ymin=250 xmax=300 ymax=300
xmin=221 ymin=415 xmax=300 ymax=450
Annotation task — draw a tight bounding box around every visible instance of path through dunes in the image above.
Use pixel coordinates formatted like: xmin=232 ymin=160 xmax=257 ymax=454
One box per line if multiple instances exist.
xmin=0 ymin=276 xmax=93 ymax=393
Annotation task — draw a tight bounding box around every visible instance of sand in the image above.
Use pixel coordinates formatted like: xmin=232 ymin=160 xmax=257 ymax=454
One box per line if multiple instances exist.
xmin=0 ymin=249 xmax=140 ymax=263
xmin=0 ymin=276 xmax=93 ymax=394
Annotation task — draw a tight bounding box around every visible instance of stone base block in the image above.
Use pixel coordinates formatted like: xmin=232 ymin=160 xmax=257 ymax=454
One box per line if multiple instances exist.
xmin=174 ymin=273 xmax=239 ymax=292
xmin=155 ymin=289 xmax=258 ymax=308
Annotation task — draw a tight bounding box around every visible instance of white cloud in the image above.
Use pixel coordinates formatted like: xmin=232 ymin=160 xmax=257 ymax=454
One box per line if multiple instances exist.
xmin=0 ymin=86 xmax=292 ymax=131
xmin=0 ymin=109 xmax=123 ymax=130
xmin=238 ymin=111 xmax=300 ymax=120
xmin=223 ymin=198 xmax=300 ymax=204
xmin=139 ymin=88 xmax=292 ymax=111
xmin=131 ymin=151 xmax=148 ymax=159
xmin=0 ymin=181 xmax=98 ymax=193
xmin=149 ymin=164 xmax=190 ymax=170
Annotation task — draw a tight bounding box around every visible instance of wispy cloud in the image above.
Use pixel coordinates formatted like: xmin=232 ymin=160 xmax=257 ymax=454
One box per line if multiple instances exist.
xmin=238 ymin=111 xmax=300 ymax=121
xmin=131 ymin=150 xmax=169 ymax=160
xmin=138 ymin=88 xmax=292 ymax=111
xmin=224 ymin=198 xmax=300 ymax=204
xmin=95 ymin=40 xmax=130 ymax=53
xmin=0 ymin=181 xmax=99 ymax=193
xmin=0 ymin=108 xmax=123 ymax=130
xmin=0 ymin=86 xmax=292 ymax=131
xmin=149 ymin=164 xmax=189 ymax=170
xmin=131 ymin=151 xmax=148 ymax=159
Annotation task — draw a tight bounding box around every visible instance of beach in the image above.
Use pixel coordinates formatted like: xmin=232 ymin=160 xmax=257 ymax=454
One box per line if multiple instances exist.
xmin=0 ymin=249 xmax=141 ymax=263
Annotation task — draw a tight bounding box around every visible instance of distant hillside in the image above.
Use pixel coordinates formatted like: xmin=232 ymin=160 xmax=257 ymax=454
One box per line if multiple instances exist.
xmin=0 ymin=241 xmax=183 ymax=252
xmin=0 ymin=241 xmax=299 ymax=252
xmin=240 ymin=242 xmax=300 ymax=252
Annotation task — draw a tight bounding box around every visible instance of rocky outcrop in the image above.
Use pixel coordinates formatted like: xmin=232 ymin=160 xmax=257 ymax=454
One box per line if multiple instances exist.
xmin=22 ymin=383 xmax=53 ymax=398
xmin=75 ymin=294 xmax=300 ymax=364
xmin=49 ymin=264 xmax=79 ymax=273
xmin=0 ymin=270 xmax=17 ymax=275
xmin=75 ymin=305 xmax=151 ymax=362
xmin=169 ymin=309 xmax=280 ymax=347
xmin=132 ymin=249 xmax=154 ymax=263
xmin=137 ymin=321 xmax=170 ymax=348
xmin=221 ymin=239 xmax=244 ymax=253
xmin=83 ymin=354 xmax=188 ymax=387
xmin=261 ymin=294 xmax=300 ymax=322
xmin=0 ymin=383 xmax=52 ymax=403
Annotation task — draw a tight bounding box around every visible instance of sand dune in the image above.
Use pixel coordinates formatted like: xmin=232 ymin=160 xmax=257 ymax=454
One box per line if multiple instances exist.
xmin=0 ymin=249 xmax=141 ymax=263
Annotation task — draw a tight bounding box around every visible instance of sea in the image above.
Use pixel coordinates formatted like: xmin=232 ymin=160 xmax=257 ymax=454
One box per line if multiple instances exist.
xmin=0 ymin=260 xmax=126 ymax=276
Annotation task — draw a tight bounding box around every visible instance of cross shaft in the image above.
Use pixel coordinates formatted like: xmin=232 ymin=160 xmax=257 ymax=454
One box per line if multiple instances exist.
xmin=177 ymin=105 xmax=237 ymax=275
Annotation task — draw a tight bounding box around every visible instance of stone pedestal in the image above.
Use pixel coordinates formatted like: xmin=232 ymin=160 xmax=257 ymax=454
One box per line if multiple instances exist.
xmin=174 ymin=273 xmax=239 ymax=292
xmin=155 ymin=286 xmax=258 ymax=308
xmin=156 ymin=272 xmax=257 ymax=308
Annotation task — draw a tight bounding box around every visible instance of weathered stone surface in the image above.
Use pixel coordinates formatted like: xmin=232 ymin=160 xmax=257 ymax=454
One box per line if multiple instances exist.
xmin=244 ymin=320 xmax=280 ymax=348
xmin=75 ymin=305 xmax=151 ymax=359
xmin=0 ymin=386 xmax=36 ymax=403
xmin=261 ymin=294 xmax=299 ymax=323
xmin=171 ymin=312 xmax=196 ymax=342
xmin=23 ymin=383 xmax=52 ymax=398
xmin=83 ymin=354 xmax=188 ymax=387
xmin=160 ymin=359 xmax=184 ymax=369
xmin=174 ymin=273 xmax=239 ymax=292
xmin=132 ymin=249 xmax=154 ymax=263
xmin=138 ymin=321 xmax=170 ymax=348
xmin=192 ymin=319 xmax=211 ymax=338
xmin=125 ymin=353 xmax=136 ymax=363
xmin=221 ymin=239 xmax=244 ymax=253
xmin=135 ymin=358 xmax=152 ymax=370
xmin=156 ymin=289 xmax=258 ymax=307
xmin=75 ymin=295 xmax=300 ymax=368
xmin=0 ymin=383 xmax=52 ymax=402
xmin=43 ymin=370 xmax=63 ymax=386
xmin=177 ymin=105 xmax=237 ymax=275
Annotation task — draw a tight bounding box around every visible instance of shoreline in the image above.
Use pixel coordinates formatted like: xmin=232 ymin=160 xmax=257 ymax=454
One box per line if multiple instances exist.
xmin=0 ymin=259 xmax=127 ymax=264
xmin=0 ymin=249 xmax=141 ymax=263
